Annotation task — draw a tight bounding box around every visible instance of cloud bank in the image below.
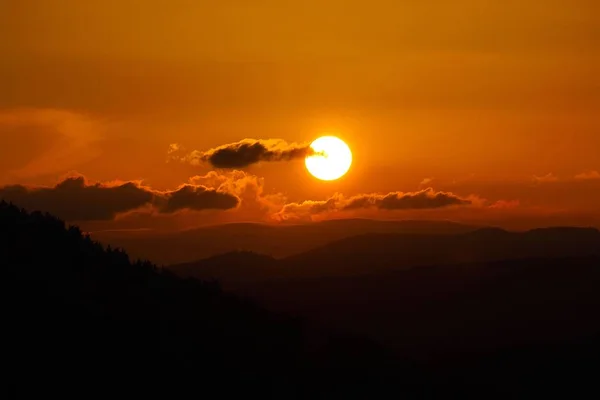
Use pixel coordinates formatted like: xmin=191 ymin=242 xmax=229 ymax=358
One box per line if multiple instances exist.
xmin=275 ymin=188 xmax=472 ymax=221
xmin=0 ymin=175 xmax=240 ymax=221
xmin=345 ymin=188 xmax=471 ymax=210
xmin=0 ymin=173 xmax=474 ymax=225
xmin=171 ymin=139 xmax=317 ymax=168
xmin=3 ymin=171 xmax=538 ymax=228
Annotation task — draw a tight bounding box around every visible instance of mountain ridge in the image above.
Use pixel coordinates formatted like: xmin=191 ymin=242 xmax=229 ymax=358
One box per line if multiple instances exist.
xmin=91 ymin=218 xmax=483 ymax=264
xmin=169 ymin=226 xmax=600 ymax=285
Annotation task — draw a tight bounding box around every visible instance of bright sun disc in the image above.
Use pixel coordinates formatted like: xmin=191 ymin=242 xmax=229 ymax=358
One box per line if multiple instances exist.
xmin=305 ymin=136 xmax=352 ymax=181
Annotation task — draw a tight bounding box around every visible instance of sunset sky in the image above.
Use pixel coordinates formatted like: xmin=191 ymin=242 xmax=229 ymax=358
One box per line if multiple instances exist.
xmin=1 ymin=0 xmax=599 ymax=231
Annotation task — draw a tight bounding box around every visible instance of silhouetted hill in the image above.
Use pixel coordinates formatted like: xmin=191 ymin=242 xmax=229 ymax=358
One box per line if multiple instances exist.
xmin=0 ymin=201 xmax=422 ymax=397
xmin=170 ymin=226 xmax=600 ymax=284
xmin=283 ymin=226 xmax=600 ymax=278
xmin=4 ymin=201 xmax=600 ymax=396
xmin=164 ymin=223 xmax=600 ymax=395
xmin=242 ymin=255 xmax=600 ymax=358
xmin=91 ymin=218 xmax=480 ymax=264
xmin=173 ymin=250 xmax=280 ymax=286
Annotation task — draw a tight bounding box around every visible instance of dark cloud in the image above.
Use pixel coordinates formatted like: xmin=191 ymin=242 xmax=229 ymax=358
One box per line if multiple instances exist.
xmin=173 ymin=139 xmax=317 ymax=168
xmin=159 ymin=185 xmax=239 ymax=213
xmin=275 ymin=188 xmax=472 ymax=220
xmin=344 ymin=188 xmax=471 ymax=210
xmin=0 ymin=175 xmax=240 ymax=221
xmin=0 ymin=176 xmax=154 ymax=221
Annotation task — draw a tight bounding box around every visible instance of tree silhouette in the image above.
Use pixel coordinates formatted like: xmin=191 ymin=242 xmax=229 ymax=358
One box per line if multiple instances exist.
xmin=1 ymin=200 xmax=418 ymax=397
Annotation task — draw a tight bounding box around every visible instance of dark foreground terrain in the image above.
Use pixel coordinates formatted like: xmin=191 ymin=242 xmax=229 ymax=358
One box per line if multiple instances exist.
xmin=3 ymin=200 xmax=600 ymax=397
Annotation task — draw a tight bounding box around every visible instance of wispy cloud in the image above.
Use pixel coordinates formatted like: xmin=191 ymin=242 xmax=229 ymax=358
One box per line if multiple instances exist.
xmin=574 ymin=170 xmax=600 ymax=181
xmin=0 ymin=108 xmax=104 ymax=181
xmin=533 ymin=173 xmax=559 ymax=184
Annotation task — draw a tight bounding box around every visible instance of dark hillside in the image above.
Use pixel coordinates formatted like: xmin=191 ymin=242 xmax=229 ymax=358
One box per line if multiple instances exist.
xmin=243 ymin=256 xmax=600 ymax=358
xmin=3 ymin=200 xmax=600 ymax=397
xmin=0 ymin=201 xmax=419 ymax=397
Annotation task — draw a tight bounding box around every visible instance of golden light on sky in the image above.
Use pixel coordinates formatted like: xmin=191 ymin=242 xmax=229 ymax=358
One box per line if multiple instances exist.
xmin=305 ymin=136 xmax=353 ymax=181
xmin=0 ymin=0 xmax=599 ymax=231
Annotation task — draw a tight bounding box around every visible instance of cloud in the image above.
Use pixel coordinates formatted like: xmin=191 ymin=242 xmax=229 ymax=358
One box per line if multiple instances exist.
xmin=167 ymin=143 xmax=181 ymax=154
xmin=488 ymin=199 xmax=521 ymax=209
xmin=171 ymin=139 xmax=317 ymax=168
xmin=0 ymin=108 xmax=104 ymax=181
xmin=0 ymin=174 xmax=240 ymax=221
xmin=533 ymin=173 xmax=559 ymax=183
xmin=158 ymin=185 xmax=239 ymax=213
xmin=275 ymin=195 xmax=342 ymax=221
xmin=574 ymin=170 xmax=600 ymax=181
xmin=531 ymin=171 xmax=600 ymax=184
xmin=274 ymin=188 xmax=472 ymax=221
xmin=419 ymin=178 xmax=433 ymax=188
xmin=189 ymin=170 xmax=286 ymax=214
xmin=344 ymin=188 xmax=471 ymax=210
xmin=0 ymin=175 xmax=154 ymax=221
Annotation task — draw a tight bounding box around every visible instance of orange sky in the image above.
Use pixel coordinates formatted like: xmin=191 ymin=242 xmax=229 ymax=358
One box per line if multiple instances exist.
xmin=1 ymin=0 xmax=599 ymax=231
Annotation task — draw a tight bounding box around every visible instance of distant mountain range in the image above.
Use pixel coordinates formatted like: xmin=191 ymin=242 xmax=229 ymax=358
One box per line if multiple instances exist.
xmin=168 ymin=227 xmax=600 ymax=358
xmin=244 ymin=255 xmax=600 ymax=358
xmin=92 ymin=218 xmax=482 ymax=265
xmin=169 ymin=226 xmax=600 ymax=286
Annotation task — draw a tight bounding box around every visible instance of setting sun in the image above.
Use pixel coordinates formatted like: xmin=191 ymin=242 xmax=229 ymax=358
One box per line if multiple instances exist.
xmin=305 ymin=136 xmax=353 ymax=181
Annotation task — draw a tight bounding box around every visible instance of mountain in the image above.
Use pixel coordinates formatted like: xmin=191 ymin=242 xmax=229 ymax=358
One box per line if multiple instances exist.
xmin=4 ymin=201 xmax=600 ymax=396
xmin=91 ymin=218 xmax=480 ymax=265
xmin=242 ymin=255 xmax=600 ymax=358
xmin=167 ymin=225 xmax=600 ymax=359
xmin=169 ymin=226 xmax=600 ymax=285
xmin=172 ymin=250 xmax=279 ymax=286
xmin=0 ymin=201 xmax=421 ymax=397
xmin=283 ymin=226 xmax=600 ymax=278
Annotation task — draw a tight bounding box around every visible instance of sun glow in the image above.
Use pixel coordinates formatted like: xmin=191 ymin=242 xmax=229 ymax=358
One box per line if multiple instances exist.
xmin=305 ymin=136 xmax=353 ymax=181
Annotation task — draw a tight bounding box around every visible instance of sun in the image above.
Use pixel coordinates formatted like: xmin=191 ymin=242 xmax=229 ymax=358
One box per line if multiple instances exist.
xmin=305 ymin=136 xmax=353 ymax=181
